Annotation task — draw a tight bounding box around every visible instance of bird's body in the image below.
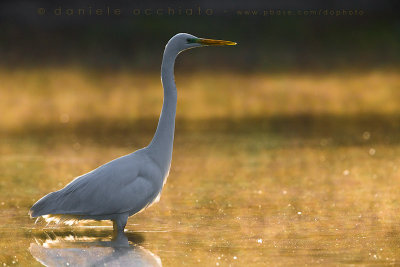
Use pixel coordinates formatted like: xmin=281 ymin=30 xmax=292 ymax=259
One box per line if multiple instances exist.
xmin=31 ymin=149 xmax=164 ymax=230
xmin=30 ymin=33 xmax=236 ymax=234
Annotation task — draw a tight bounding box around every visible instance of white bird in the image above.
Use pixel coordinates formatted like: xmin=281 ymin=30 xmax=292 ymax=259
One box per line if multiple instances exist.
xmin=29 ymin=33 xmax=236 ymax=234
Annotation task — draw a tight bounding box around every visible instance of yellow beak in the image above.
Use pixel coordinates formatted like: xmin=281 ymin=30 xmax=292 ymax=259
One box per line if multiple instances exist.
xmin=198 ymin=38 xmax=237 ymax=46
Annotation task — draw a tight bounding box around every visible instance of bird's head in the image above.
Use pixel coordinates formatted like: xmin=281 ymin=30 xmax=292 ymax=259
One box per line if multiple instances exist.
xmin=166 ymin=33 xmax=237 ymax=54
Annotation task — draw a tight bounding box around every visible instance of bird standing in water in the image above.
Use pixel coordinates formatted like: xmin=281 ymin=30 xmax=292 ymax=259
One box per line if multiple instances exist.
xmin=30 ymin=33 xmax=236 ymax=235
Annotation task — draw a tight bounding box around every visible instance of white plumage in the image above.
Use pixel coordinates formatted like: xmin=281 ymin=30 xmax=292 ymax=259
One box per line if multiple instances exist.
xmin=29 ymin=33 xmax=236 ymax=234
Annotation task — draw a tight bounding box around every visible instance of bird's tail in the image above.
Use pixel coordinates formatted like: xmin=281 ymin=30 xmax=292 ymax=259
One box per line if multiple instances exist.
xmin=30 ymin=191 xmax=86 ymax=226
xmin=42 ymin=214 xmax=82 ymax=225
xmin=29 ymin=191 xmax=60 ymax=218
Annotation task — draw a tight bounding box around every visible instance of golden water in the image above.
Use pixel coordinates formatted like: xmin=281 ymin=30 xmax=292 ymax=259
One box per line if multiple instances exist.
xmin=1 ymin=70 xmax=400 ymax=266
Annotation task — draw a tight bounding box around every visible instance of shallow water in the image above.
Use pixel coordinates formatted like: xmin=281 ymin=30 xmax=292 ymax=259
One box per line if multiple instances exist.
xmin=1 ymin=70 xmax=400 ymax=266
xmin=1 ymin=124 xmax=400 ymax=266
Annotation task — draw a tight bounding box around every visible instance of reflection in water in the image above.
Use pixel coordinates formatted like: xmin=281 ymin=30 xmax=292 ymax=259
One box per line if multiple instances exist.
xmin=29 ymin=231 xmax=162 ymax=267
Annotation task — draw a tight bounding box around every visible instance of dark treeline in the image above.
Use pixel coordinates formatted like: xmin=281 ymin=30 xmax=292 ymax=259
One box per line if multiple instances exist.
xmin=0 ymin=0 xmax=399 ymax=72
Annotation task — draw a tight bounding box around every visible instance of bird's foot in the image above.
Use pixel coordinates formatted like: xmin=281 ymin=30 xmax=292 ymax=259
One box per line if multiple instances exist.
xmin=111 ymin=231 xmax=129 ymax=247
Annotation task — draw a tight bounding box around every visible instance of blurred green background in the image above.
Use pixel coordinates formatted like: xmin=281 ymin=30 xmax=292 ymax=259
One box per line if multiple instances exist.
xmin=1 ymin=1 xmax=399 ymax=72
xmin=1 ymin=1 xmax=400 ymax=266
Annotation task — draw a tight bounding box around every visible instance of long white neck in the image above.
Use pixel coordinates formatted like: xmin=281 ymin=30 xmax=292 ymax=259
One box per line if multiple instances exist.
xmin=147 ymin=46 xmax=178 ymax=174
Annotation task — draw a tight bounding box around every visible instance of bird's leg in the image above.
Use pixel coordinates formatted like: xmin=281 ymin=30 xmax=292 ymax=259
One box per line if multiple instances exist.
xmin=112 ymin=213 xmax=129 ymax=238
xmin=111 ymin=216 xmax=129 ymax=246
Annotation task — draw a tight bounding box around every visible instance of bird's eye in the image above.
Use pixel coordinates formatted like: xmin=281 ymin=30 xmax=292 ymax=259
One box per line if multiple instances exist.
xmin=186 ymin=38 xmax=197 ymax=44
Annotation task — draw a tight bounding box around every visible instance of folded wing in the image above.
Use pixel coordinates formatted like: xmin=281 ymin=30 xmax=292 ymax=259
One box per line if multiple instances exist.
xmin=30 ymin=154 xmax=157 ymax=218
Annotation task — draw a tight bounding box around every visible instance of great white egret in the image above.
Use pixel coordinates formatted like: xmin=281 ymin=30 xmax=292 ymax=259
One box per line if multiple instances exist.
xmin=29 ymin=33 xmax=236 ymax=234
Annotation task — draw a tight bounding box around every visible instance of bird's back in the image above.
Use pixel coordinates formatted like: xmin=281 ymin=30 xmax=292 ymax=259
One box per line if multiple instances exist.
xmin=30 ymin=149 xmax=162 ymax=221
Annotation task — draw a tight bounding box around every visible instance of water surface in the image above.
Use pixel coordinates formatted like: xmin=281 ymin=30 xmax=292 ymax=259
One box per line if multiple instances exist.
xmin=1 ymin=70 xmax=400 ymax=266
